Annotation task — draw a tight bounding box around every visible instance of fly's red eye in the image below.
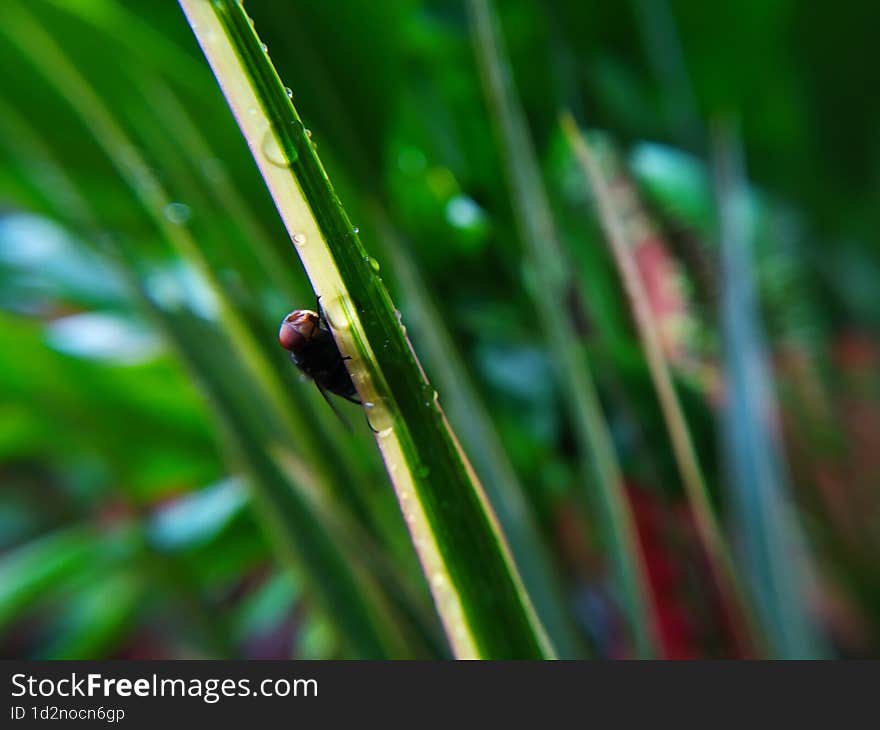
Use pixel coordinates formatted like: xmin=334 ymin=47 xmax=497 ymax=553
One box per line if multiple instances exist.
xmin=278 ymin=321 xmax=305 ymax=352
xmin=278 ymin=309 xmax=320 ymax=352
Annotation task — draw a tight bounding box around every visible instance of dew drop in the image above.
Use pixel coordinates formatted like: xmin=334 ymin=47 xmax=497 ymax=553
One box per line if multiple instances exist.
xmin=284 ymin=87 xmax=293 ymax=99
xmin=352 ymin=226 xmax=360 ymax=234
xmin=163 ymin=202 xmax=191 ymax=225
xmin=364 ymin=398 xmax=393 ymax=434
xmin=260 ymin=42 xmax=268 ymax=52
xmin=305 ymin=128 xmax=313 ymax=139
xmin=322 ymin=296 xmax=352 ymax=331
xmin=261 ymin=129 xmax=291 ymax=168
xmin=292 ymin=232 xmax=307 ymax=247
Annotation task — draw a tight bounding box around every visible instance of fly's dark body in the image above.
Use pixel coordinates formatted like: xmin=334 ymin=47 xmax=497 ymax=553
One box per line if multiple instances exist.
xmin=278 ymin=308 xmax=360 ymax=404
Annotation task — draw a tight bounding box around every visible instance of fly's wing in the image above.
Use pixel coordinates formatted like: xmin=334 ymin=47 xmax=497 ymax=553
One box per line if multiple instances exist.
xmin=315 ymin=381 xmax=353 ymax=432
xmin=316 ymin=377 xmax=378 ymax=434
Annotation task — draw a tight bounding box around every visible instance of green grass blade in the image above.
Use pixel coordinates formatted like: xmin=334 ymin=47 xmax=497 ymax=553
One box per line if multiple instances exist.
xmin=223 ymin=10 xmax=580 ymax=654
xmin=466 ymin=0 xmax=659 ymax=657
xmin=179 ymin=0 xmax=552 ymax=658
xmin=2 ymin=1 xmax=411 ymax=561
xmin=0 ymin=22 xmax=429 ymax=656
xmin=0 ymin=528 xmax=100 ymax=631
xmin=0 ymin=4 xmax=341 ymax=495
xmin=370 ymin=210 xmax=584 ymax=657
xmin=711 ymin=119 xmax=828 ymax=658
xmin=561 ymin=113 xmax=759 ymax=654
xmin=113 ymin=267 xmax=421 ymax=658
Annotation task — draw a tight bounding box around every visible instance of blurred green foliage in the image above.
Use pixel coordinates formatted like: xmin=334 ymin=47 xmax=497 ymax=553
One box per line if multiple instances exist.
xmin=0 ymin=0 xmax=878 ymax=658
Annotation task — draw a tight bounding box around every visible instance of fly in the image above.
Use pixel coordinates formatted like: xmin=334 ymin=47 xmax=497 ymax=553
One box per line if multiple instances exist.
xmin=278 ymin=299 xmax=360 ymax=417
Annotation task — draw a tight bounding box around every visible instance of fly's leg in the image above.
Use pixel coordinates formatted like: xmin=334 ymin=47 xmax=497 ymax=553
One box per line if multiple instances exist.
xmin=315 ymin=294 xmax=331 ymax=330
xmin=315 ymin=382 xmax=352 ymax=432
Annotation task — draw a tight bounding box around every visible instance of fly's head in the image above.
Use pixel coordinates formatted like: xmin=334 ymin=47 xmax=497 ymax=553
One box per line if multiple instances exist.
xmin=278 ymin=309 xmax=321 ymax=354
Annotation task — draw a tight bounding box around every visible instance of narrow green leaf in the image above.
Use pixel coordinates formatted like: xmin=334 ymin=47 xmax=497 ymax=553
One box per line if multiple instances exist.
xmin=0 ymin=3 xmax=337 ymax=494
xmin=712 ymin=119 xmax=828 ymax=659
xmin=561 ymin=113 xmax=759 ymax=654
xmin=371 ymin=212 xmax=584 ymax=657
xmin=38 ymin=571 xmax=144 ymax=660
xmin=117 ymin=286 xmax=418 ymax=659
xmin=466 ymin=0 xmax=659 ymax=656
xmin=0 ymin=528 xmax=100 ymax=631
xmin=178 ymin=0 xmax=552 ymax=658
xmin=0 ymin=20 xmax=429 ymax=657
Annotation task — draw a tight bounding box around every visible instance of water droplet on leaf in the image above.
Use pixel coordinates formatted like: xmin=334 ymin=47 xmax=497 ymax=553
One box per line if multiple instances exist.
xmin=321 ymin=295 xmax=352 ymax=331
xmin=163 ymin=202 xmax=191 ymax=225
xmin=261 ymin=129 xmax=292 ymax=168
xmin=364 ymin=399 xmax=393 ymax=434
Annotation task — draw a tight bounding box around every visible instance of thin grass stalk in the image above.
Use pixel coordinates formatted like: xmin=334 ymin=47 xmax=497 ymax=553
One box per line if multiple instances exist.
xmin=116 ymin=290 xmax=417 ymax=658
xmin=179 ymin=0 xmax=552 ymax=659
xmin=712 ymin=118 xmax=828 ymax=659
xmin=370 ymin=205 xmax=584 ymax=657
xmin=0 ymin=97 xmax=418 ymax=659
xmin=0 ymin=25 xmax=388 ymax=556
xmin=132 ymin=77 xmax=303 ymax=299
xmin=0 ymin=4 xmax=347 ymax=497
xmin=466 ymin=0 xmax=660 ymax=657
xmin=629 ymin=0 xmax=702 ymax=148
xmin=46 ymin=0 xmax=208 ymax=94
xmin=239 ymin=9 xmax=581 ymax=652
xmin=561 ymin=113 xmax=760 ymax=654
xmin=234 ymin=15 xmax=575 ymax=647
